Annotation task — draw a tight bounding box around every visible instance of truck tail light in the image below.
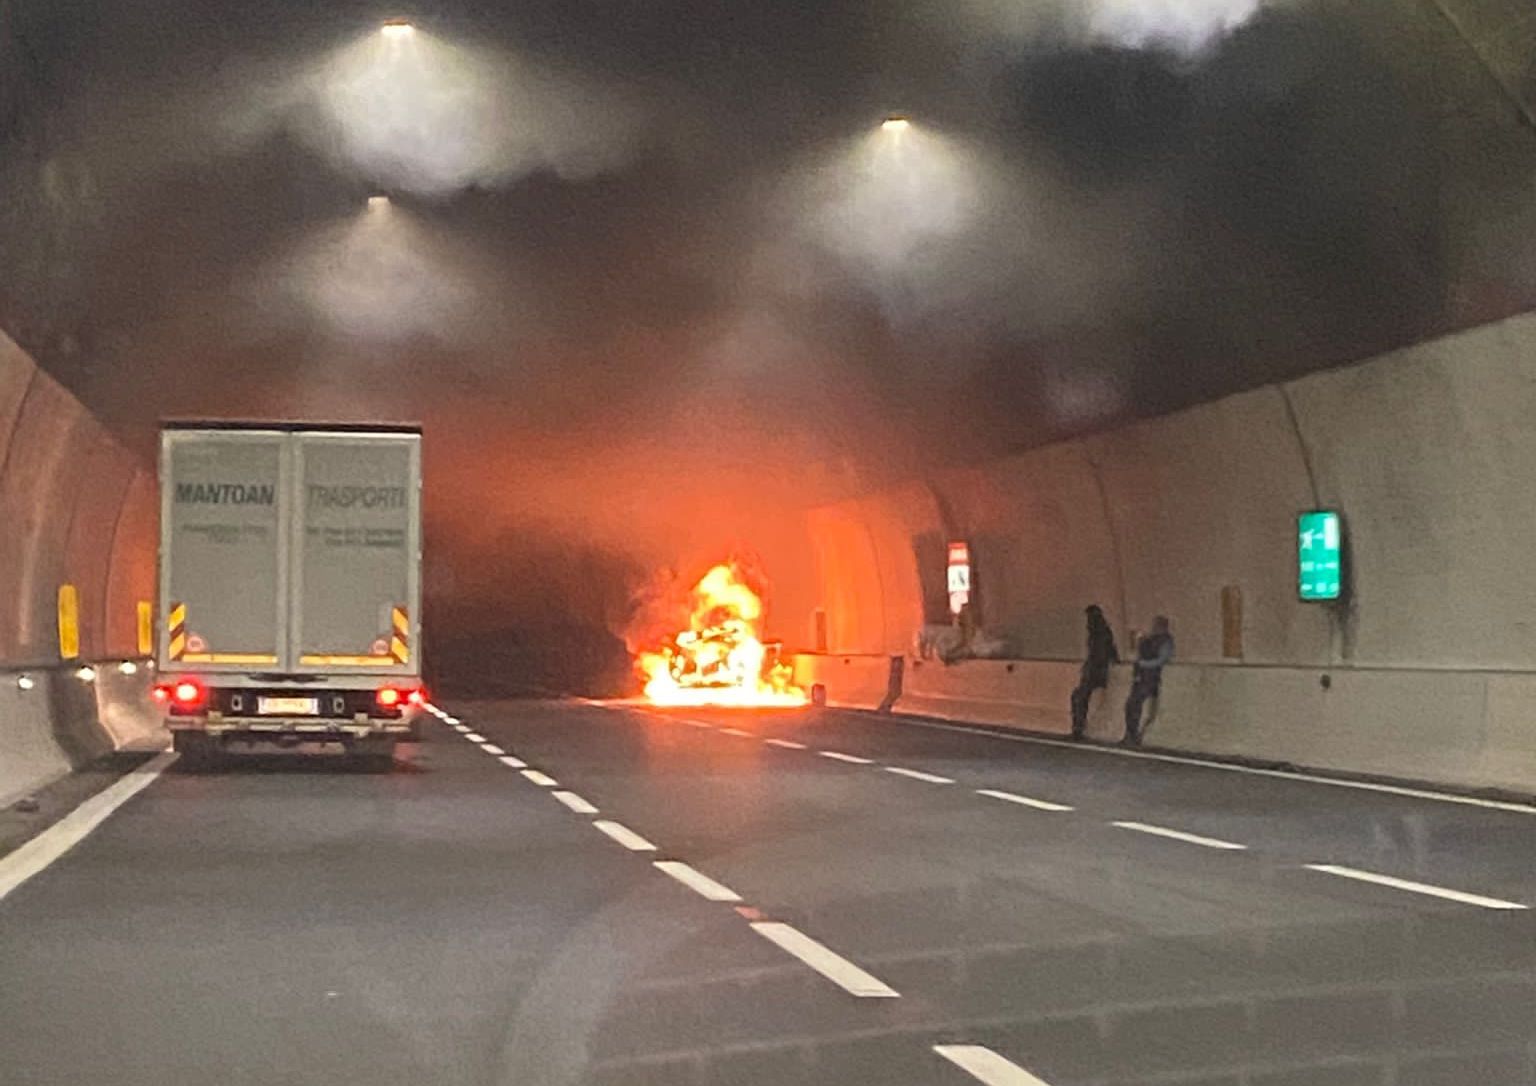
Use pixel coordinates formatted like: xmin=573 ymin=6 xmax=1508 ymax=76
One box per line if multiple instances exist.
xmin=155 ymin=679 xmax=207 ymax=709
xmin=375 ymin=686 xmax=425 ymax=711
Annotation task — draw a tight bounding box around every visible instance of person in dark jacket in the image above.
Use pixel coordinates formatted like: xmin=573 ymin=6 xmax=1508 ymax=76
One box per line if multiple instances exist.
xmin=1124 ymin=615 xmax=1174 ymax=746
xmin=1070 ymin=605 xmax=1119 ymax=740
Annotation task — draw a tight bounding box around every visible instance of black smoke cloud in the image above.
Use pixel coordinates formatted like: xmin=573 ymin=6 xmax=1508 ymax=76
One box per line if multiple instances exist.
xmin=2 ymin=0 xmax=1534 ymax=690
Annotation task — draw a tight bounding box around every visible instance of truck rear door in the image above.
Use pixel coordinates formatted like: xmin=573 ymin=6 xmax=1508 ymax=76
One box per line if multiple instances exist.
xmin=289 ymin=432 xmax=421 ymax=676
xmin=159 ymin=430 xmax=289 ymax=671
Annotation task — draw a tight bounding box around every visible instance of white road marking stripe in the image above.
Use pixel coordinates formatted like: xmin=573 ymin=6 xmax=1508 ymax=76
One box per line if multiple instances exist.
xmin=551 ymin=791 xmax=599 ymax=815
xmin=444 ymin=717 xmax=461 ymax=725
xmin=934 ymin=1045 xmax=1053 ymax=1085
xmin=884 ymin=766 xmax=954 ymax=784
xmin=683 ymin=720 xmax=715 ymax=729
xmin=480 ymin=743 xmax=505 ymax=756
xmin=464 ymin=732 xmax=486 ymax=743
xmin=0 ymin=750 xmax=178 ymax=904
xmin=1112 ymin=820 xmax=1247 ymax=851
xmin=451 ymin=724 xmax=468 ymax=732
xmin=521 ymin=770 xmax=559 ymax=787
xmin=498 ymin=755 xmax=528 ymax=769
xmin=976 ymin=789 xmax=1074 ymax=812
xmin=1304 ymin=864 xmax=1528 ymax=910
xmin=819 ymin=751 xmax=874 ymax=765
xmin=765 ymin=738 xmax=807 ymax=749
xmin=654 ymin=861 xmax=742 ymax=902
xmin=720 ymin=727 xmax=754 ymax=737
xmin=749 ymin=922 xmax=899 ymax=998
xmin=894 ymin=715 xmax=1536 ymax=816
xmin=593 ymin=820 xmax=657 ymax=851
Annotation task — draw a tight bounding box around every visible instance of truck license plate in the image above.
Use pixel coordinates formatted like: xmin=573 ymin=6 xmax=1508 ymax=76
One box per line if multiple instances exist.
xmin=258 ymin=696 xmax=319 ymax=716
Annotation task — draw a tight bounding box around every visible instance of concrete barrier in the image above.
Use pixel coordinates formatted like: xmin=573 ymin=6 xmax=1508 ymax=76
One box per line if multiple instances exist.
xmin=0 ymin=663 xmax=165 ymax=808
xmin=792 ymin=653 xmax=896 ymax=711
xmin=898 ymin=656 xmax=1085 ymax=736
xmin=0 ymin=671 xmax=73 ymax=808
xmin=881 ymin=656 xmax=1536 ymax=795
xmin=94 ymin=665 xmax=169 ymax=753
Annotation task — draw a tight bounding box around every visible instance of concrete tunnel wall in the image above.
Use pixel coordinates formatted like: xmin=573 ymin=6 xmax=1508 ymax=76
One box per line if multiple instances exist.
xmin=0 ymin=329 xmax=162 ymax=807
xmin=788 ymin=311 xmax=1536 ymax=794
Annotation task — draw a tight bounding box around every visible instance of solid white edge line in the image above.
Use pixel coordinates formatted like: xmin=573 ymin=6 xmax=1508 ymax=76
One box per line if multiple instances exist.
xmin=498 ymin=755 xmax=528 ymax=769
xmin=933 ymin=1044 xmax=1054 ymax=1085
xmin=749 ymin=922 xmax=900 ymax=998
xmin=1304 ymin=864 xmax=1528 ymax=910
xmin=765 ymin=738 xmax=808 ymax=750
xmin=521 ymin=769 xmax=559 ymax=787
xmin=0 ymin=750 xmax=178 ymax=904
xmin=464 ymin=733 xmax=486 ymax=743
xmin=551 ymin=790 xmax=599 ymax=815
xmin=593 ymin=820 xmax=656 ymax=851
xmin=884 ymin=766 xmax=954 ymax=784
xmin=891 ymin=715 xmax=1536 ymax=816
xmin=975 ymin=789 xmax=1074 ymax=812
xmin=654 ymin=860 xmax=742 ymax=902
xmin=1112 ymin=820 xmax=1247 ymax=851
xmin=480 ymin=743 xmax=505 ymax=756
xmin=719 ymin=727 xmax=754 ymax=737
xmin=819 ymin=750 xmax=874 ymax=765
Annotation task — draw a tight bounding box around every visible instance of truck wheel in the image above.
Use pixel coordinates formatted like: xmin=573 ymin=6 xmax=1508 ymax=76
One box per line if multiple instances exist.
xmin=173 ymin=732 xmax=217 ymax=772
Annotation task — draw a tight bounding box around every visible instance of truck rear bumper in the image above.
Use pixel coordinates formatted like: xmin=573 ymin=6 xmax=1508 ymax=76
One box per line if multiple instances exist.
xmin=170 ymin=719 xmax=416 ymax=738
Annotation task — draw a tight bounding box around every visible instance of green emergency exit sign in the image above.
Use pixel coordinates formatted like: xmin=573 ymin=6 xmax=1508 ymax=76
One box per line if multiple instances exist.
xmin=1298 ymin=511 xmax=1342 ymax=601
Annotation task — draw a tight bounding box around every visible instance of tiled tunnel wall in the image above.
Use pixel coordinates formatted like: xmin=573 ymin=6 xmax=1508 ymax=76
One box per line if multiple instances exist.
xmin=791 ymin=312 xmax=1536 ymax=793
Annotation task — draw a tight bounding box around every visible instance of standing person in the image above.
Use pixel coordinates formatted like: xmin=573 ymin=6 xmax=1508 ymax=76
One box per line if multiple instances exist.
xmin=1070 ymin=605 xmax=1118 ymax=740
xmin=1124 ymin=616 xmax=1174 ymax=746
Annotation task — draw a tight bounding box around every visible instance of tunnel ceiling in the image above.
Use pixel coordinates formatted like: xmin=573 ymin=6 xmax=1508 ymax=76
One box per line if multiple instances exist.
xmin=1 ymin=0 xmax=1534 ymax=549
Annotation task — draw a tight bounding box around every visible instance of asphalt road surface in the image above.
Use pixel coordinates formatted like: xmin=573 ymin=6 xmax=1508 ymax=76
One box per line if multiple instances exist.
xmin=2 ymin=700 xmax=1534 ymax=1085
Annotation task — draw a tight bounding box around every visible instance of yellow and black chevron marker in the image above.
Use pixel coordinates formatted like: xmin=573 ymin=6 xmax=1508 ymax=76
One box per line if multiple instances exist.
xmin=168 ymin=602 xmax=187 ymax=661
xmin=390 ymin=606 xmax=410 ymax=664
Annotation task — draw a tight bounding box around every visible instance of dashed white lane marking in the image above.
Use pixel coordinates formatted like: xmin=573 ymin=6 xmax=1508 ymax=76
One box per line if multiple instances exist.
xmin=464 ymin=732 xmax=486 ymax=743
xmin=683 ymin=720 xmax=714 ymax=729
xmin=934 ymin=1044 xmax=1054 ymax=1085
xmin=1304 ymin=864 xmax=1528 ymax=910
xmin=654 ymin=860 xmax=743 ymax=902
xmin=593 ymin=820 xmax=657 ymax=851
xmin=894 ymin=715 xmax=1536 ymax=816
xmin=444 ymin=717 xmax=461 ymax=725
xmin=0 ymin=750 xmax=178 ymax=904
xmin=452 ymin=724 xmax=469 ymax=732
xmin=551 ymin=790 xmax=599 ymax=815
xmin=976 ymin=789 xmax=1074 ymax=812
xmin=819 ymin=751 xmax=874 ymax=765
xmin=498 ymin=755 xmax=528 ymax=769
xmin=749 ymin=922 xmax=900 ymax=998
xmin=884 ymin=766 xmax=954 ymax=784
xmin=521 ymin=770 xmax=559 ymax=787
xmin=480 ymin=743 xmax=505 ymax=756
xmin=1112 ymin=821 xmax=1247 ymax=851
xmin=720 ymin=727 xmax=754 ymax=737
xmin=765 ymin=738 xmax=808 ymax=750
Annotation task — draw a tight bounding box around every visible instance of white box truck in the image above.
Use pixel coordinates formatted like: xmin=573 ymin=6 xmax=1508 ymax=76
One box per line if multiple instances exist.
xmin=155 ymin=423 xmax=424 ymax=768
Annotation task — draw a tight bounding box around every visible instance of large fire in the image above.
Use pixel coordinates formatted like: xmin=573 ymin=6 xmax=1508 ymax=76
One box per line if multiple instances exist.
xmin=638 ymin=563 xmax=808 ymax=708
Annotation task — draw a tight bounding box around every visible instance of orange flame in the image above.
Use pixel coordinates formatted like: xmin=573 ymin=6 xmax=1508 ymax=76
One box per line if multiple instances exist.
xmin=638 ymin=563 xmax=807 ymax=707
